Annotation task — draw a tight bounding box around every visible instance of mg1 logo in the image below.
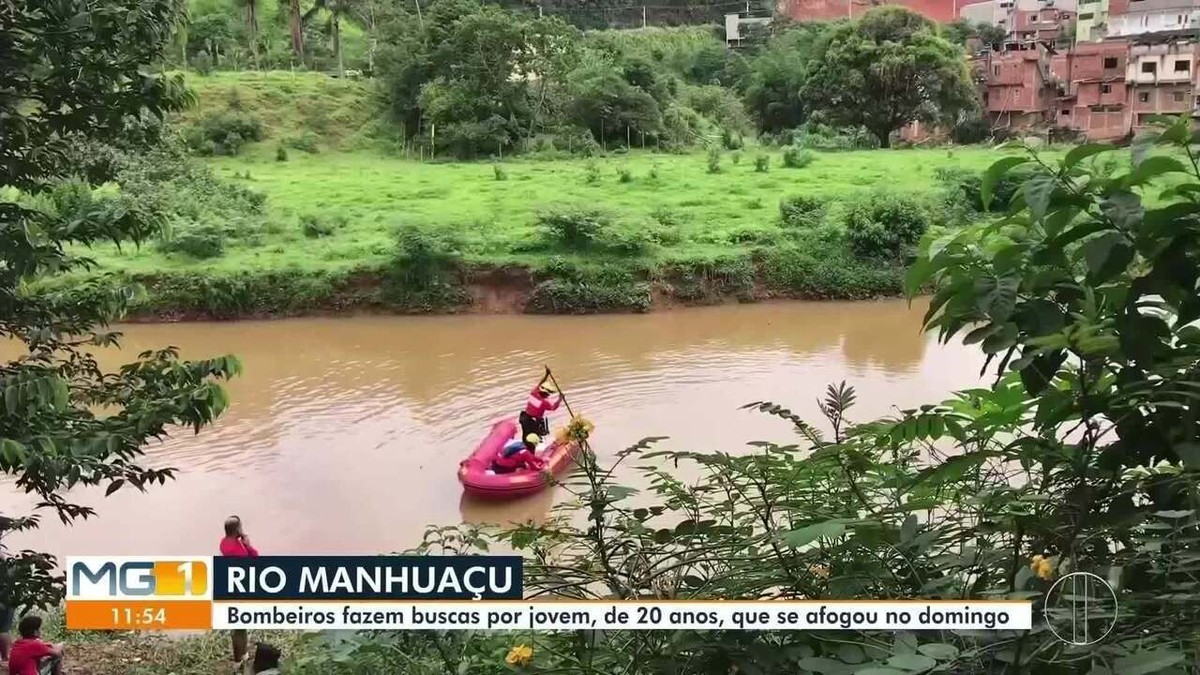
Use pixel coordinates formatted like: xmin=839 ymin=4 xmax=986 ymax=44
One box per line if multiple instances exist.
xmin=67 ymin=557 xmax=210 ymax=598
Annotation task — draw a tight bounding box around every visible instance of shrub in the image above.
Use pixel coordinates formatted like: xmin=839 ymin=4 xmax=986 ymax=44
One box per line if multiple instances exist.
xmin=706 ymin=147 xmax=721 ymax=174
xmin=731 ymin=151 xmax=742 ymax=165
xmin=778 ymin=194 xmax=826 ymax=228
xmin=754 ymin=154 xmax=769 ymax=173
xmin=552 ymin=127 xmax=601 ymax=157
xmin=157 ymin=224 xmax=226 ymax=259
xmin=782 ymin=146 xmax=815 ymax=169
xmin=381 ymin=225 xmax=467 ymax=310
xmin=275 ymin=145 xmax=288 ymax=162
xmin=536 ymin=209 xmax=651 ymax=255
xmin=721 ymin=127 xmax=743 ymax=150
xmin=763 ymin=243 xmax=902 ymax=298
xmin=617 ymin=167 xmax=633 ymax=183
xmin=934 ymin=165 xmax=1032 ymax=213
xmin=191 ymin=50 xmax=213 ymax=75
xmin=182 ymin=111 xmax=264 ymax=156
xmin=493 ymin=164 xmax=508 ymax=181
xmin=844 ymin=192 xmax=930 ymax=261
xmin=584 ymin=161 xmax=601 ymax=185
xmin=301 ymin=214 xmax=335 ymax=239
xmin=537 ymin=209 xmax=609 ymax=250
xmin=526 ymin=278 xmax=651 ymax=314
xmin=648 ymin=164 xmax=660 ymax=180
xmin=286 ymin=131 xmax=321 ymax=154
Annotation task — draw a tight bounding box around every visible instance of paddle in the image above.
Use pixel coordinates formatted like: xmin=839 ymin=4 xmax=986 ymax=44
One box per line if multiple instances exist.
xmin=544 ymin=366 xmax=577 ymax=419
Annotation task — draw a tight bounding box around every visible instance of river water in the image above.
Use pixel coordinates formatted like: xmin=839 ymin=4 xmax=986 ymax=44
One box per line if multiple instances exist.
xmin=1 ymin=300 xmax=986 ymax=559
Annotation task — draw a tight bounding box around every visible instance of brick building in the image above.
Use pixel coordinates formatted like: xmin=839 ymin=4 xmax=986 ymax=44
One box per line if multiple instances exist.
xmin=777 ymin=0 xmax=962 ymax=22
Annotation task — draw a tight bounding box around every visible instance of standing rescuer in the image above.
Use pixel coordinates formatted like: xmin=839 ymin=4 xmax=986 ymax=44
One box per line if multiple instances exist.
xmin=520 ymin=367 xmax=562 ymax=441
xmin=220 ymin=516 xmax=258 ymax=666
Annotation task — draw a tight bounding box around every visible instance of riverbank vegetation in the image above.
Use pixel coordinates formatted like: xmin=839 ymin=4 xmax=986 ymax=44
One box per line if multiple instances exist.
xmin=11 ymin=0 xmax=1031 ymax=318
xmin=43 ymin=123 xmax=1200 ymax=674
xmin=7 ymin=2 xmax=1200 ymax=674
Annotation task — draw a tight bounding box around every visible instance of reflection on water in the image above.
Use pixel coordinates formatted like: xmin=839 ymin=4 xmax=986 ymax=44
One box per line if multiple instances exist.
xmin=0 ymin=299 xmax=984 ymax=559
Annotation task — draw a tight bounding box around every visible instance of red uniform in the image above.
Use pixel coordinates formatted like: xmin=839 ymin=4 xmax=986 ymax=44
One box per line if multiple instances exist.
xmin=219 ymin=536 xmax=258 ymax=557
xmin=524 ymin=386 xmax=562 ymax=418
xmin=8 ymin=638 xmax=54 ymax=675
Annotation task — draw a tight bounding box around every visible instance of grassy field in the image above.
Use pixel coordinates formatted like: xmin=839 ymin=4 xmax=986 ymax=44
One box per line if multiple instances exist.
xmin=53 ymin=71 xmax=1066 ymax=316
xmin=84 ymin=146 xmax=1007 ymax=276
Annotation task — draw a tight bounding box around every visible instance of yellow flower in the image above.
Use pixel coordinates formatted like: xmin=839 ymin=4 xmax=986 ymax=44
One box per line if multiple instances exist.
xmin=809 ymin=564 xmax=831 ymax=580
xmin=554 ymin=416 xmax=595 ymax=444
xmin=506 ymin=644 xmax=534 ymax=667
xmin=1029 ymin=555 xmax=1054 ymax=580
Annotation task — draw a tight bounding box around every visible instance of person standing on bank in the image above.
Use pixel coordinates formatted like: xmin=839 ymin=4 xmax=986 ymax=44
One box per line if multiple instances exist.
xmin=520 ymin=367 xmax=562 ymax=441
xmin=219 ymin=516 xmax=258 ymax=665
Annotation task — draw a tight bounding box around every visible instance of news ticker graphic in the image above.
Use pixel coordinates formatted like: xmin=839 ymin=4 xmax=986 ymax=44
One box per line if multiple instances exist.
xmin=65 ymin=556 xmax=1032 ymax=632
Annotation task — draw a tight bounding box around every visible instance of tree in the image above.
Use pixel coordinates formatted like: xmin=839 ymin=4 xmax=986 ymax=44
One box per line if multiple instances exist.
xmin=235 ymin=0 xmax=260 ymax=65
xmin=0 ymin=0 xmax=239 ymax=609
xmin=803 ymin=7 xmax=977 ymax=147
xmin=375 ymin=0 xmax=579 ymax=157
xmin=289 ymin=0 xmax=305 ymax=61
xmin=742 ymin=22 xmax=832 ymax=134
xmin=943 ymin=18 xmax=1006 ymax=48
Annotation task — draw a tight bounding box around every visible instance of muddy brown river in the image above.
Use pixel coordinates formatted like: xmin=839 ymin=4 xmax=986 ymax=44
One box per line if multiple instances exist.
xmin=1 ymin=300 xmax=986 ymax=559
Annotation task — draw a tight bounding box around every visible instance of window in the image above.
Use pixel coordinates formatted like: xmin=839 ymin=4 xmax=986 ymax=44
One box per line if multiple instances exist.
xmin=1061 ymin=108 xmax=1071 ymax=116
xmin=1101 ymin=83 xmax=1113 ymax=94
xmin=1142 ymin=61 xmax=1158 ymax=74
xmin=1079 ymin=12 xmax=1094 ymax=19
xmin=1104 ymin=57 xmax=1119 ymax=68
xmin=1176 ymin=60 xmax=1191 ymax=72
xmin=1139 ymin=92 xmax=1150 ymax=102
xmin=994 ymin=65 xmax=1001 ymax=76
xmin=1175 ymin=91 xmax=1186 ymax=102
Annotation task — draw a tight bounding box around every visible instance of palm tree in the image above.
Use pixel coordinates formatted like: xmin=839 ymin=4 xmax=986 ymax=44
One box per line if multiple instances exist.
xmin=303 ymin=0 xmax=357 ymax=77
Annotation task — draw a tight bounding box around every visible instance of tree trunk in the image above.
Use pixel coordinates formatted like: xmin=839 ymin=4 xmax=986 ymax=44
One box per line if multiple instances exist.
xmin=874 ymin=127 xmax=891 ymax=148
xmin=245 ymin=0 xmax=259 ymax=68
xmin=333 ymin=13 xmax=343 ymax=77
xmin=289 ymin=0 xmax=305 ymax=62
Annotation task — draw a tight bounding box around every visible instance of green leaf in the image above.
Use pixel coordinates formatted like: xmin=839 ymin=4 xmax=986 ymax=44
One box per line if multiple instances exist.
xmin=1112 ymin=648 xmax=1185 ymax=675
xmin=1100 ymin=191 xmax=1144 ymax=231
xmin=916 ymin=643 xmax=959 ymax=661
xmin=885 ymin=654 xmax=937 ymax=671
xmin=982 ymin=156 xmax=1031 ymax=211
xmin=1127 ymin=155 xmax=1190 ymax=186
xmin=1063 ymin=143 xmax=1115 ymax=170
xmin=1023 ymin=173 xmax=1058 ymax=221
xmin=981 ymin=323 xmax=1018 ymax=355
xmin=903 ymin=256 xmax=934 ymax=298
xmin=900 ymin=514 xmax=918 ymax=544
xmin=1175 ymin=442 xmax=1200 ymax=469
xmin=780 ymin=521 xmax=847 ymax=547
xmin=837 ymin=644 xmax=866 ymax=664
xmin=1081 ymin=232 xmax=1133 ymax=282
xmin=797 ymin=657 xmax=850 ymax=674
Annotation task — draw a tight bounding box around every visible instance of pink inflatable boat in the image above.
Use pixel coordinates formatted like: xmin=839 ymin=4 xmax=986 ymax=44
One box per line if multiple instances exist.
xmin=458 ymin=419 xmax=583 ymax=500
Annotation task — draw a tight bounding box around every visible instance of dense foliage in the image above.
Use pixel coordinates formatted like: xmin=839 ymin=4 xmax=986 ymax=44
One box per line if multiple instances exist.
xmin=0 ymin=0 xmax=239 ymax=609
xmin=290 ymin=125 xmax=1200 ymax=674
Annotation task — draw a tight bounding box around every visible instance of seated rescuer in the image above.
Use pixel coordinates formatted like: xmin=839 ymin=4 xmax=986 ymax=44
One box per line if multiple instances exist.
xmin=7 ymin=615 xmax=63 ymax=675
xmin=520 ymin=368 xmax=562 ymax=440
xmin=492 ymin=433 xmax=546 ymax=474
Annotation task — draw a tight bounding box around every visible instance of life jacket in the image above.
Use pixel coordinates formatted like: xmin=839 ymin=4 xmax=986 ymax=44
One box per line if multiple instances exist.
xmin=524 ymin=385 xmax=562 ymax=418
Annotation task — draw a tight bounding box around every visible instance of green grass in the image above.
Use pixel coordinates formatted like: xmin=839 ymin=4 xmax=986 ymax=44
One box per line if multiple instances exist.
xmin=79 ymin=146 xmax=1010 ymax=278
xmin=177 ymin=71 xmax=378 ymax=152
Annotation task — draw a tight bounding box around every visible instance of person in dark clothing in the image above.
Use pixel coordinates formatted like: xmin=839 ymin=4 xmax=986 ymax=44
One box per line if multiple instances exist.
xmin=251 ymin=642 xmax=282 ymax=674
xmin=519 ymin=368 xmax=561 ymax=441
